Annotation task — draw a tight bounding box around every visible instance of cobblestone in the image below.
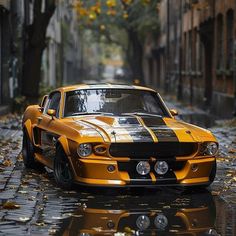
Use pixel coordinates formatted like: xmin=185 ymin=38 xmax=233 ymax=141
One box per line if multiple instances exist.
xmin=0 ymin=113 xmax=235 ymax=235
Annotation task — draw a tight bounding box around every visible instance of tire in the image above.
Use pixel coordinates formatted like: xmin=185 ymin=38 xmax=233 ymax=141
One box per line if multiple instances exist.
xmin=22 ymin=130 xmax=44 ymax=171
xmin=209 ymin=159 xmax=217 ymax=184
xmin=54 ymin=145 xmax=74 ymax=190
xmin=22 ymin=129 xmax=40 ymax=169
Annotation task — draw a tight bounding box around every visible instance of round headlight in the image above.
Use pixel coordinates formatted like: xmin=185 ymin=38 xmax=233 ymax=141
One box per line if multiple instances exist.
xmin=154 ymin=214 xmax=168 ymax=230
xmin=136 ymin=215 xmax=150 ymax=230
xmin=136 ymin=161 xmax=150 ymax=176
xmin=205 ymin=142 xmax=218 ymax=156
xmin=154 ymin=161 xmax=169 ymax=175
xmin=78 ymin=143 xmax=92 ymax=157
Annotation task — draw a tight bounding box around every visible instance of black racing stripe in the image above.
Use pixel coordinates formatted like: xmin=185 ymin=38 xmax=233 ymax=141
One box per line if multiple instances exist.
xmin=118 ymin=117 xmax=153 ymax=142
xmin=140 ymin=116 xmax=179 ymax=142
xmin=151 ymin=128 xmax=179 ymax=142
xmin=140 ymin=116 xmax=166 ymax=126
xmin=118 ymin=117 xmax=139 ymax=125
xmin=126 ymin=127 xmax=153 ymax=142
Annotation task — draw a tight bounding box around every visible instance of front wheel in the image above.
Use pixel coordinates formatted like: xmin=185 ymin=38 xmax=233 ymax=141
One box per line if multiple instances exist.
xmin=22 ymin=130 xmax=44 ymax=171
xmin=208 ymin=159 xmax=217 ymax=186
xmin=22 ymin=130 xmax=40 ymax=169
xmin=54 ymin=145 xmax=74 ymax=190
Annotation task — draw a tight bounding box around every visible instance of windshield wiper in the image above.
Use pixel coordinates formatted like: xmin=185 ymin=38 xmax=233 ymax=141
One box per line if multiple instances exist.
xmin=71 ymin=112 xmax=114 ymax=116
xmin=121 ymin=112 xmax=162 ymax=117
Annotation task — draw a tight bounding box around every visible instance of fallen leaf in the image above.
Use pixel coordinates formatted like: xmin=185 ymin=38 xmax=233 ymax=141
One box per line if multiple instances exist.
xmin=2 ymin=159 xmax=13 ymax=167
xmin=48 ymin=228 xmax=57 ymax=235
xmin=35 ymin=222 xmax=46 ymax=227
xmin=124 ymin=226 xmax=135 ymax=234
xmin=2 ymin=201 xmax=20 ymax=209
xmin=228 ymin=149 xmax=236 ymax=154
xmin=19 ymin=217 xmax=30 ymax=222
xmin=211 ymin=191 xmax=220 ymax=196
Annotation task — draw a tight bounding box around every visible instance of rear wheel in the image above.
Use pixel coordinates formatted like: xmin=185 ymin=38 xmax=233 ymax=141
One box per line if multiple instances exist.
xmin=54 ymin=145 xmax=74 ymax=190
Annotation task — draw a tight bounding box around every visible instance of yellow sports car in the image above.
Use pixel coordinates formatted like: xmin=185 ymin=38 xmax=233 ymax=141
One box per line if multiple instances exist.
xmin=22 ymin=84 xmax=218 ymax=189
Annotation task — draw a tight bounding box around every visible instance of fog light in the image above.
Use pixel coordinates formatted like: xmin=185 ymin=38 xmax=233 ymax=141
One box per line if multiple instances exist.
xmin=107 ymin=220 xmax=115 ymax=229
xmin=136 ymin=161 xmax=150 ymax=176
xmin=154 ymin=161 xmax=168 ymax=175
xmin=136 ymin=215 xmax=150 ymax=230
xmin=107 ymin=165 xmax=115 ymax=172
xmin=154 ymin=214 xmax=168 ymax=230
xmin=191 ymin=164 xmax=198 ymax=172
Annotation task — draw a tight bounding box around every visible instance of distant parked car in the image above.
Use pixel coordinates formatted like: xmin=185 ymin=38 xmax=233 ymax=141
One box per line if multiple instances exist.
xmin=22 ymin=84 xmax=218 ymax=189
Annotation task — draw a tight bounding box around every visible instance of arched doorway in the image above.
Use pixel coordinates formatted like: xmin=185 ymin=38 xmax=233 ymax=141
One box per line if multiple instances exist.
xmin=199 ymin=19 xmax=214 ymax=108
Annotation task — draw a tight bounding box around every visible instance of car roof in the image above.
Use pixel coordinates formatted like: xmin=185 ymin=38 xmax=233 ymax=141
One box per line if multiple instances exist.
xmin=54 ymin=83 xmax=157 ymax=93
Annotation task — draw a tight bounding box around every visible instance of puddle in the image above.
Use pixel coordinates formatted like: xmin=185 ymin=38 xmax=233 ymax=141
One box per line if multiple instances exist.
xmin=55 ymin=189 xmax=233 ymax=236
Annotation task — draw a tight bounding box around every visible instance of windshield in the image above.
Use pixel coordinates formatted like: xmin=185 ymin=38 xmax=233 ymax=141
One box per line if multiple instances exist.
xmin=64 ymin=89 xmax=170 ymax=117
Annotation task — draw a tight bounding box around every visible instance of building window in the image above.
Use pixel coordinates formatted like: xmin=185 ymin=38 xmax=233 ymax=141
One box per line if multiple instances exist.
xmin=216 ymin=14 xmax=224 ymax=69
xmin=226 ymin=10 xmax=234 ymax=70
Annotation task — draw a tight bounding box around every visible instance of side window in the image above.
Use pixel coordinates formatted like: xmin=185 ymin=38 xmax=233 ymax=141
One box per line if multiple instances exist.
xmin=45 ymin=92 xmax=61 ymax=118
xmin=40 ymin=95 xmax=48 ymax=108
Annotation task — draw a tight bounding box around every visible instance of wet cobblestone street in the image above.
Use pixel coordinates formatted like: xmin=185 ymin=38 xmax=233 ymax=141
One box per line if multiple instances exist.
xmin=0 ymin=113 xmax=236 ymax=235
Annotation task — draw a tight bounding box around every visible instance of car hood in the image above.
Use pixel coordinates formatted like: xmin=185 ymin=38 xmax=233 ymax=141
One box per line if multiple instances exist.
xmin=68 ymin=115 xmax=214 ymax=143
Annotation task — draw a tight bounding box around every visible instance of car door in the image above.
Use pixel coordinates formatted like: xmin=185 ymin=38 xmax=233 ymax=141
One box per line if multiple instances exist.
xmin=34 ymin=91 xmax=61 ymax=168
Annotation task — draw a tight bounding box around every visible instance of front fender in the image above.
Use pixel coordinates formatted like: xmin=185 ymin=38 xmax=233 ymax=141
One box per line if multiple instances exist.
xmin=57 ymin=136 xmax=71 ymax=156
xmin=23 ymin=119 xmax=33 ymax=142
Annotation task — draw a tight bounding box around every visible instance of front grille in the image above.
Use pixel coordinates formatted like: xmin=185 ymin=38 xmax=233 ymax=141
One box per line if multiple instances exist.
xmin=109 ymin=142 xmax=197 ymax=158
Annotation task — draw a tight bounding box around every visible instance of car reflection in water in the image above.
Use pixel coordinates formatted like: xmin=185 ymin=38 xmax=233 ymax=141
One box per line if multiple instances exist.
xmin=56 ymin=189 xmax=218 ymax=236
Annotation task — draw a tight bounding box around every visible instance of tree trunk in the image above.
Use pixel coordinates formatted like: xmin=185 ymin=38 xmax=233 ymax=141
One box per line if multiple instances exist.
xmin=127 ymin=29 xmax=145 ymax=85
xmin=22 ymin=0 xmax=56 ymax=101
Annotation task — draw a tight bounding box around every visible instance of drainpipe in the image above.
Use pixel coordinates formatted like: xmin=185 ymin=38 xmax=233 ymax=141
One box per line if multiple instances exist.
xmin=190 ymin=0 xmax=194 ymax=106
xmin=177 ymin=0 xmax=183 ymax=100
xmin=165 ymin=0 xmax=170 ymax=93
xmin=233 ymin=40 xmax=236 ymax=116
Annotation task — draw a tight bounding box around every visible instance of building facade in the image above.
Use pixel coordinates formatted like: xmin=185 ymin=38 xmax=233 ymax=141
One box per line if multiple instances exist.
xmin=41 ymin=0 xmax=81 ymax=87
xmin=0 ymin=0 xmax=81 ymax=113
xmin=0 ymin=0 xmax=25 ymax=112
xmin=145 ymin=0 xmax=236 ymax=118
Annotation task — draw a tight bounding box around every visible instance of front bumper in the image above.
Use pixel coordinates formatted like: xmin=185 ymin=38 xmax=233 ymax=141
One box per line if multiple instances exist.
xmin=70 ymin=157 xmax=216 ymax=187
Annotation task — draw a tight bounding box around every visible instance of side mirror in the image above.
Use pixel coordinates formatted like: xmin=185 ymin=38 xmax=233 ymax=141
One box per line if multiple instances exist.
xmin=47 ymin=109 xmax=56 ymax=118
xmin=170 ymin=109 xmax=178 ymax=116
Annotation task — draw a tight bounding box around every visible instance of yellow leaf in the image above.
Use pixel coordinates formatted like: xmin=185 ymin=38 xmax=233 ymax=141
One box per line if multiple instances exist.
xmin=2 ymin=159 xmax=13 ymax=167
xmin=2 ymin=201 xmax=20 ymax=210
xmin=107 ymin=0 xmax=116 ymax=8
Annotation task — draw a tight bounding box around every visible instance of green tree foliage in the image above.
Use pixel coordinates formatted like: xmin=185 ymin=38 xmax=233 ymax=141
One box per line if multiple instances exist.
xmin=75 ymin=0 xmax=160 ymax=84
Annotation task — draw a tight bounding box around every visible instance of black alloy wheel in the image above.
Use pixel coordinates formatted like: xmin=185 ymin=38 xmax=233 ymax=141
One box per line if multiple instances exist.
xmin=208 ymin=159 xmax=217 ymax=184
xmin=22 ymin=129 xmax=40 ymax=169
xmin=54 ymin=145 xmax=74 ymax=190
